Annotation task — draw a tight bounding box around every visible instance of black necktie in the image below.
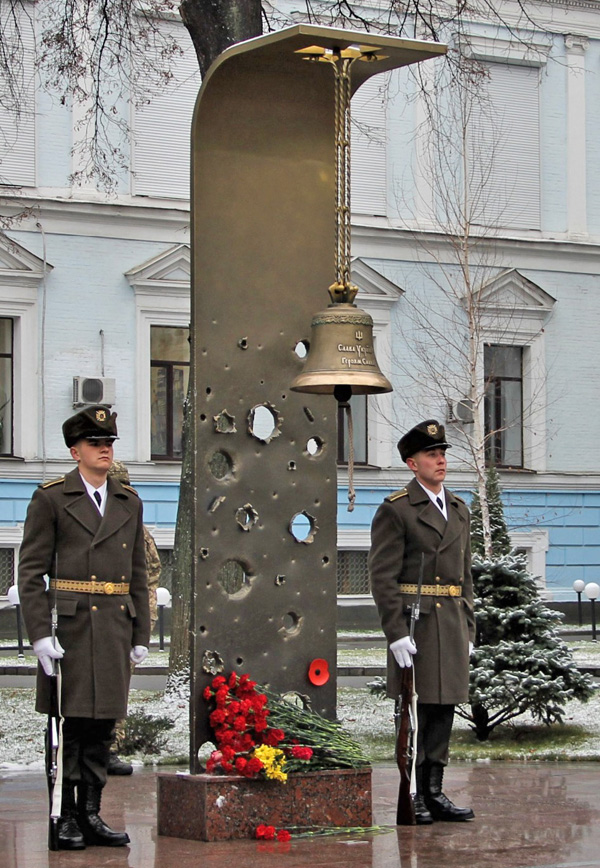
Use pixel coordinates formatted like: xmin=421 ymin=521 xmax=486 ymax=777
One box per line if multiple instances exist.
xmin=436 ymin=496 xmax=444 ymax=512
xmin=93 ymin=491 xmax=102 ymax=509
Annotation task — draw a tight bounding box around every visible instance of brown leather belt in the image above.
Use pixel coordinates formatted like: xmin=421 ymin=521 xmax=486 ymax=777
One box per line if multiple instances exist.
xmin=399 ymin=583 xmax=462 ymax=598
xmin=50 ymin=579 xmax=130 ymax=595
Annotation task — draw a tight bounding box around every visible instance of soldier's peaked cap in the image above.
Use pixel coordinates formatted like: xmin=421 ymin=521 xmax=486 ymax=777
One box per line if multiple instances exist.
xmin=63 ymin=405 xmax=119 ymax=448
xmin=398 ymin=419 xmax=451 ymax=463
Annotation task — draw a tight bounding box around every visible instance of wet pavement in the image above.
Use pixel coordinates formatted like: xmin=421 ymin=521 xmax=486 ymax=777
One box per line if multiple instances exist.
xmin=1 ymin=762 xmax=600 ymax=867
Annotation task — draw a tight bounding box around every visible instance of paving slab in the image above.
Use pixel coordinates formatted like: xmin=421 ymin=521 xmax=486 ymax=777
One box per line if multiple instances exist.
xmin=1 ymin=762 xmax=600 ymax=867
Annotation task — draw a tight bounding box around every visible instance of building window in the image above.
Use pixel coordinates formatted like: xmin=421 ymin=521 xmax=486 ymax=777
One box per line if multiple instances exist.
xmin=0 ymin=319 xmax=13 ymax=455
xmin=337 ymin=550 xmax=370 ymax=595
xmin=151 ymin=325 xmax=190 ymax=459
xmin=337 ymin=395 xmax=368 ymax=464
xmin=0 ymin=548 xmax=15 ymax=595
xmin=484 ymin=344 xmax=523 ymax=468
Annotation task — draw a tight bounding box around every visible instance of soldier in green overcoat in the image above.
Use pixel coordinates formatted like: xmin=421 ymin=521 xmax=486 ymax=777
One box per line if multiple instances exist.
xmin=369 ymin=420 xmax=475 ymax=824
xmin=18 ymin=406 xmax=150 ymax=850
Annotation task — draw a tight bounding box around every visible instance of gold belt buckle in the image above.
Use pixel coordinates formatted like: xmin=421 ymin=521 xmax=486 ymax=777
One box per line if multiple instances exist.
xmin=104 ymin=582 xmax=115 ymax=595
xmin=448 ymin=585 xmax=461 ymax=597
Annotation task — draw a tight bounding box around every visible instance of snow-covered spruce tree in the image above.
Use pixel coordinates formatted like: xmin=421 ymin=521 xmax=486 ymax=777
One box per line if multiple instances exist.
xmin=457 ymin=469 xmax=594 ymax=741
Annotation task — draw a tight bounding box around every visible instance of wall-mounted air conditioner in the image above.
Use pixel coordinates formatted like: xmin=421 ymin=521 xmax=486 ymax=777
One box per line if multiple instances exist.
xmin=72 ymin=377 xmax=116 ymax=407
xmin=447 ymin=398 xmax=474 ymax=425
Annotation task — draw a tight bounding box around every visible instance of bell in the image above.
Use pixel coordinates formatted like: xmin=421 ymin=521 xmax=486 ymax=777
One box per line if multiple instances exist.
xmin=291 ymin=303 xmax=392 ymax=397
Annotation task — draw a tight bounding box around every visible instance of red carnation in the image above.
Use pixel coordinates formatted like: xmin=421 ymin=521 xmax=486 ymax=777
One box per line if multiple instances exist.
xmin=246 ymin=756 xmax=264 ymax=775
xmin=291 ymin=746 xmax=313 ymax=761
xmin=277 ymin=829 xmax=291 ymax=842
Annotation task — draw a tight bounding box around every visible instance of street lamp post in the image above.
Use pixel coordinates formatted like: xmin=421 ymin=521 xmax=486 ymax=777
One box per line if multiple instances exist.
xmin=156 ymin=587 xmax=172 ymax=651
xmin=584 ymin=582 xmax=600 ymax=642
xmin=573 ymin=579 xmax=586 ymax=627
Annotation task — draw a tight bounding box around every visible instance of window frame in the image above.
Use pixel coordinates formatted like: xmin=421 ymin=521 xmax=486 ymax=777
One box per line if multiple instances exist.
xmin=150 ymin=325 xmax=190 ymax=461
xmin=126 ymin=244 xmax=190 ymax=462
xmin=484 ymin=344 xmax=524 ymax=469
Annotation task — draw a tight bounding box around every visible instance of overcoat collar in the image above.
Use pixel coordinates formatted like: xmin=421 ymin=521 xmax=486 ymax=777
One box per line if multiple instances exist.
xmin=62 ymin=467 xmax=136 ymax=542
xmin=407 ymin=477 xmax=466 ymax=548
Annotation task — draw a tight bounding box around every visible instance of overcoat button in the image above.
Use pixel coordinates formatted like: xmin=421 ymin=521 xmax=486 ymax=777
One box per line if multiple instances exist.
xmin=435 ymin=576 xmax=441 ymax=582
xmin=91 ymin=575 xmax=97 ymax=580
xmin=121 ymin=576 xmax=126 ymax=580
xmin=122 ymin=543 xmax=127 ymax=549
xmin=120 ymin=605 xmax=125 ymax=611
xmin=92 ymin=605 xmax=98 ymax=612
xmin=436 ymin=602 xmax=442 ymax=608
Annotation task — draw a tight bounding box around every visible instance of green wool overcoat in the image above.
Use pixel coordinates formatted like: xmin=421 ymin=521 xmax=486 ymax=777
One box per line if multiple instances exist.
xmin=368 ymin=477 xmax=475 ymax=704
xmin=18 ymin=468 xmax=150 ymax=718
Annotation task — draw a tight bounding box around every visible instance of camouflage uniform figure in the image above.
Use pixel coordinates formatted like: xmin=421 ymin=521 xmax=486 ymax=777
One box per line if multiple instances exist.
xmin=107 ymin=461 xmax=161 ymax=773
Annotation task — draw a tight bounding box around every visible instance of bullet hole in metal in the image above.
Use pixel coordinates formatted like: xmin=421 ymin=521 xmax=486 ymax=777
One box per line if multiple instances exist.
xmin=303 ymin=406 xmax=315 ymax=423
xmin=288 ymin=461 xmax=297 ymax=471
xmin=236 ymin=657 xmax=244 ymax=666
xmin=199 ymin=548 xmax=209 ymax=560
xmin=282 ymin=611 xmax=301 ymax=634
xmin=213 ymin=409 xmax=236 ymax=434
xmin=202 ymin=650 xmax=224 ymax=675
xmin=281 ymin=394 xmax=287 ymax=400
xmin=209 ymin=496 xmax=226 ymax=514
xmin=248 ymin=403 xmax=282 ymax=444
xmin=289 ymin=511 xmax=317 ymax=544
xmin=236 ymin=503 xmax=259 ymax=532
xmin=238 ymin=337 xmax=248 ymax=350
xmin=206 ymin=387 xmax=212 ymax=395
xmin=322 ymin=555 xmax=330 ymax=565
xmin=275 ymin=575 xmax=286 ymax=586
xmin=272 ymin=491 xmax=278 ymax=499
xmin=217 ymin=559 xmax=252 ymax=597
xmin=208 ymin=450 xmax=233 ymax=480
xmin=282 ymin=691 xmax=311 ymax=710
xmin=294 ymin=340 xmax=309 ymax=359
xmin=200 ymin=414 xmax=207 ymax=422
xmin=306 ymin=436 xmax=324 ymax=457
xmin=199 ymin=625 xmax=206 ymax=633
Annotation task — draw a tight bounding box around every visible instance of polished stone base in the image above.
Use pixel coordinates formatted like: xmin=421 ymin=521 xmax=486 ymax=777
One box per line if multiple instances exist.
xmin=157 ymin=767 xmax=373 ymax=841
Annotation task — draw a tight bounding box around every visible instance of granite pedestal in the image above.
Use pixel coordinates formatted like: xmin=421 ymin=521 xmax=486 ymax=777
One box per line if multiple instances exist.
xmin=157 ymin=767 xmax=372 ymax=841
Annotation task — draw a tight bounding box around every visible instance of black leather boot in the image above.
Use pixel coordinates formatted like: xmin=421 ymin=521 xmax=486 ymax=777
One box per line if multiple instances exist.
xmin=413 ymin=766 xmax=433 ymax=825
xmin=424 ymin=764 xmax=475 ymax=822
xmin=55 ymin=782 xmax=86 ymax=850
xmin=78 ymin=782 xmax=130 ymax=846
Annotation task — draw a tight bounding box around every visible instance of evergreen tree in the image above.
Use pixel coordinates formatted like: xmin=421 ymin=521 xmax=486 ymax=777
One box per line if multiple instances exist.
xmin=460 ymin=469 xmax=594 ymax=741
xmin=470 ymin=465 xmax=512 ymax=559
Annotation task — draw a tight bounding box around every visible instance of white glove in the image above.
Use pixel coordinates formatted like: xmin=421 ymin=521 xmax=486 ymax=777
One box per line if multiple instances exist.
xmin=130 ymin=645 xmax=149 ymax=664
xmin=390 ymin=636 xmax=417 ymax=668
xmin=33 ymin=636 xmax=65 ymax=676
xmin=469 ymin=642 xmax=474 ymax=656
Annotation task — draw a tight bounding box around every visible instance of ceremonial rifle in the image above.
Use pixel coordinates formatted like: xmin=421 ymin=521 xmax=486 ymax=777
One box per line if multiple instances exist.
xmin=45 ymin=564 xmax=63 ymax=851
xmin=394 ymin=552 xmax=424 ymax=826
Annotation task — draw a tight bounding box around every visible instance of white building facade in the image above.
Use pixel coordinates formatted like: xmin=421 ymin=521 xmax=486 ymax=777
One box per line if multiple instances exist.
xmin=1 ymin=0 xmax=600 ymax=604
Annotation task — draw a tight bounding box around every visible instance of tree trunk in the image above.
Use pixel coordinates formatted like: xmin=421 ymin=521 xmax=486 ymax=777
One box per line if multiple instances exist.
xmin=179 ymin=0 xmax=262 ymax=77
xmin=470 ymin=703 xmax=491 ymax=741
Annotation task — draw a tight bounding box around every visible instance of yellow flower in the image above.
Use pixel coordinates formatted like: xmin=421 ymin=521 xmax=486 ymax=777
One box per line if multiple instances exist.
xmin=253 ymin=744 xmax=288 ymax=782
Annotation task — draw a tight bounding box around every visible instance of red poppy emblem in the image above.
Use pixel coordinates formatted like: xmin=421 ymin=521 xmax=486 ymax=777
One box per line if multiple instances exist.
xmin=308 ymin=658 xmax=330 ymax=686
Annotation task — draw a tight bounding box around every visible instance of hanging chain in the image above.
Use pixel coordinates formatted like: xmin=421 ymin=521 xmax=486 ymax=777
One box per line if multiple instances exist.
xmin=329 ymin=54 xmax=358 ymax=305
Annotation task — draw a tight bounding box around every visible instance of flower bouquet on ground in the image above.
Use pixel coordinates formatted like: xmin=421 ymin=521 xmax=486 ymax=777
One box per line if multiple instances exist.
xmin=203 ymin=672 xmax=368 ymax=781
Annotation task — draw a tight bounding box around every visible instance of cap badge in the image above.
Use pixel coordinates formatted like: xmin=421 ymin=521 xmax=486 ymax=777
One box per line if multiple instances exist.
xmin=96 ymin=409 xmax=107 ymax=422
xmin=427 ymin=424 xmax=438 ymax=436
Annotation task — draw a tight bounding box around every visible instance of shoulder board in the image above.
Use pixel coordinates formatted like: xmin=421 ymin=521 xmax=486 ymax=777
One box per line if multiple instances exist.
xmin=40 ymin=477 xmax=65 ymax=489
xmin=122 ymin=484 xmax=140 ymax=497
xmin=385 ymin=488 xmax=408 ymax=502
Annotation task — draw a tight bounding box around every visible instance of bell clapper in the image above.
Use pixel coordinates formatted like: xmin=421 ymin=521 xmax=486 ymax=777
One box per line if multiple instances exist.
xmin=334 ymin=385 xmax=355 ymax=512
